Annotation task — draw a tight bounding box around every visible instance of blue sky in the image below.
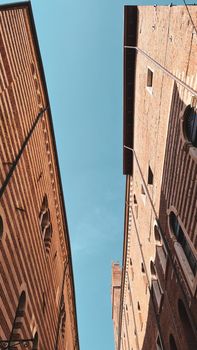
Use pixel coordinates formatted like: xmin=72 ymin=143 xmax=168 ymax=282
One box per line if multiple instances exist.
xmin=0 ymin=0 xmax=182 ymax=349
xmin=31 ymin=1 xmax=126 ymax=349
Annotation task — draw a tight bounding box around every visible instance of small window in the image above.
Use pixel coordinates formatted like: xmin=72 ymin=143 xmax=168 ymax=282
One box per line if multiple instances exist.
xmin=147 ymin=68 xmax=153 ymax=89
xmin=184 ymin=106 xmax=197 ymax=147
xmin=156 ymin=335 xmax=163 ymax=350
xmin=169 ymin=334 xmax=178 ymax=350
xmin=60 ymin=298 xmax=66 ymax=339
xmin=141 ymin=185 xmax=146 ymax=195
xmin=12 ymin=291 xmax=26 ymax=340
xmin=32 ymin=332 xmax=38 ymax=350
xmin=148 ymin=166 xmax=154 ymax=185
xmin=137 ymin=302 xmax=141 ymax=311
xmin=133 ymin=194 xmax=138 ymax=218
xmin=39 ymin=195 xmax=52 ymax=253
xmin=0 ymin=216 xmax=3 ymax=239
xmin=141 ymin=262 xmax=145 ymax=273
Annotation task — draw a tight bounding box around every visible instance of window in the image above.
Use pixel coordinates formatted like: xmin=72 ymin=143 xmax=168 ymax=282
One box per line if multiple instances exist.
xmin=148 ymin=166 xmax=154 ymax=185
xmin=0 ymin=215 xmax=3 ymax=239
xmin=39 ymin=195 xmax=52 ymax=253
xmin=133 ymin=194 xmax=138 ymax=218
xmin=11 ymin=291 xmax=26 ymax=341
xmin=130 ymin=258 xmax=134 ymax=280
xmin=169 ymin=212 xmax=197 ymax=276
xmin=147 ymin=68 xmax=153 ymax=94
xmin=60 ymin=297 xmax=66 ymax=339
xmin=32 ymin=332 xmax=38 ymax=350
xmin=169 ymin=334 xmax=178 ymax=350
xmin=156 ymin=335 xmax=163 ymax=350
xmin=141 ymin=262 xmax=145 ymax=273
xmin=141 ymin=185 xmax=146 ymax=196
xmin=184 ymin=106 xmax=197 ymax=147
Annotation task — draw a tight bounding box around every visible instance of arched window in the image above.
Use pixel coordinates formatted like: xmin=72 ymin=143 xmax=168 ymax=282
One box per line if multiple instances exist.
xmin=32 ymin=332 xmax=38 ymax=350
xmin=169 ymin=334 xmax=178 ymax=350
xmin=11 ymin=291 xmax=26 ymax=340
xmin=156 ymin=335 xmax=163 ymax=350
xmin=169 ymin=212 xmax=197 ymax=275
xmin=39 ymin=195 xmax=52 ymax=253
xmin=60 ymin=297 xmax=66 ymax=339
xmin=183 ymin=106 xmax=197 ymax=147
xmin=178 ymin=299 xmax=197 ymax=349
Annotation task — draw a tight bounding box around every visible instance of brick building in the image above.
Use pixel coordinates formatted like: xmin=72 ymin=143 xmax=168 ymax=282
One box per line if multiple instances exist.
xmin=0 ymin=2 xmax=79 ymax=350
xmin=112 ymin=5 xmax=197 ymax=350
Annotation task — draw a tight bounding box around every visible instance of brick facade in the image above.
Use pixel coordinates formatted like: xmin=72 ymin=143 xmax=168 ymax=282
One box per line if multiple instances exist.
xmin=113 ymin=5 xmax=197 ymax=350
xmin=0 ymin=3 xmax=79 ymax=350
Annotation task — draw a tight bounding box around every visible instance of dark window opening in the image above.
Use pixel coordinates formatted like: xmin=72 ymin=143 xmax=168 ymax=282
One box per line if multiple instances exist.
xmin=147 ymin=68 xmax=153 ymax=88
xmin=39 ymin=195 xmax=52 ymax=253
xmin=32 ymin=332 xmax=38 ymax=350
xmin=134 ymin=194 xmax=137 ymax=204
xmin=141 ymin=185 xmax=146 ymax=195
xmin=60 ymin=298 xmax=66 ymax=339
xmin=169 ymin=334 xmax=178 ymax=350
xmin=11 ymin=291 xmax=26 ymax=341
xmin=184 ymin=106 xmax=197 ymax=147
xmin=141 ymin=262 xmax=145 ymax=273
xmin=148 ymin=166 xmax=154 ymax=185
xmin=156 ymin=335 xmax=163 ymax=350
xmin=169 ymin=212 xmax=197 ymax=275
xmin=0 ymin=216 xmax=3 ymax=239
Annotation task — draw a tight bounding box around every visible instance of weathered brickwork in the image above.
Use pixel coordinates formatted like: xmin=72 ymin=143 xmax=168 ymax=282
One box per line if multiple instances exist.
xmin=113 ymin=5 xmax=197 ymax=350
xmin=0 ymin=3 xmax=79 ymax=350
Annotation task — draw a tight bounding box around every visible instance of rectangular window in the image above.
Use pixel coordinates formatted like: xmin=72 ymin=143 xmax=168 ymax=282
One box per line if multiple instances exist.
xmin=148 ymin=166 xmax=154 ymax=185
xmin=147 ymin=68 xmax=153 ymax=87
xmin=147 ymin=68 xmax=153 ymax=94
